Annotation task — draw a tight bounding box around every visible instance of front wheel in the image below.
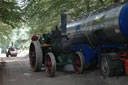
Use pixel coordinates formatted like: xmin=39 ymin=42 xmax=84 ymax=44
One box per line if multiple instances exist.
xmin=73 ymin=52 xmax=85 ymax=74
xmin=45 ymin=52 xmax=56 ymax=77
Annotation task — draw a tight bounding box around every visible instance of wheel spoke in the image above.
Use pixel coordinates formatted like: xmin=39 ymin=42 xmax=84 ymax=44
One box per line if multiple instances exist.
xmin=46 ymin=55 xmax=52 ymax=76
xmin=73 ymin=54 xmax=81 ymax=73
xmin=73 ymin=52 xmax=85 ymax=74
xmin=76 ymin=60 xmax=81 ymax=65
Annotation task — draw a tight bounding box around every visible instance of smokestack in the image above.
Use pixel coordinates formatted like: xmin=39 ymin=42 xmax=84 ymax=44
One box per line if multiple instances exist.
xmin=61 ymin=11 xmax=67 ymax=34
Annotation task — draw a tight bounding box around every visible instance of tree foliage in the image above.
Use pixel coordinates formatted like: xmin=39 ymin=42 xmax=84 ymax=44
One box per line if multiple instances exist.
xmin=0 ymin=0 xmax=23 ymax=40
xmin=0 ymin=0 xmax=23 ymax=50
xmin=0 ymin=0 xmax=127 ymax=50
xmin=0 ymin=0 xmax=23 ymax=27
xmin=23 ymin=0 xmax=125 ymax=36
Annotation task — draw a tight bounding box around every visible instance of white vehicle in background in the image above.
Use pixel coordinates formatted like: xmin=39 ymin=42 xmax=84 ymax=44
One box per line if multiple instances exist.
xmin=6 ymin=47 xmax=18 ymax=57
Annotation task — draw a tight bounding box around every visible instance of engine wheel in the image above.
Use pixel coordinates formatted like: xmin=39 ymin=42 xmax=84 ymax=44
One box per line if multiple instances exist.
xmin=101 ymin=53 xmax=123 ymax=76
xmin=29 ymin=41 xmax=43 ymax=72
xmin=101 ymin=56 xmax=113 ymax=76
xmin=45 ymin=52 xmax=56 ymax=77
xmin=73 ymin=52 xmax=85 ymax=74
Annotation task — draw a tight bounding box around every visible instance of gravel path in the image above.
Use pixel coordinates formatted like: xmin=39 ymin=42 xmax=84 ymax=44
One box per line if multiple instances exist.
xmin=0 ymin=56 xmax=128 ymax=85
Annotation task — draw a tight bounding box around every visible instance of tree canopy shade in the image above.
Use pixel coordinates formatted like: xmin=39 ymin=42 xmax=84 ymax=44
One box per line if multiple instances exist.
xmin=0 ymin=0 xmax=24 ymax=50
xmin=23 ymin=0 xmax=126 ymax=36
xmin=0 ymin=0 xmax=23 ymax=27
xmin=0 ymin=0 xmax=24 ymax=39
xmin=0 ymin=0 xmax=127 ymax=50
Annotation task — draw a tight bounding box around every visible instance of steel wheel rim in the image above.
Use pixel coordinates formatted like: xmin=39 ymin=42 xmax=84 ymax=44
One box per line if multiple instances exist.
xmin=73 ymin=54 xmax=81 ymax=74
xmin=46 ymin=55 xmax=52 ymax=76
xmin=29 ymin=44 xmax=36 ymax=68
xmin=101 ymin=57 xmax=109 ymax=74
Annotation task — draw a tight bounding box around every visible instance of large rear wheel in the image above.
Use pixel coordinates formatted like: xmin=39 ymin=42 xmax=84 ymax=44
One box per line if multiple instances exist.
xmin=29 ymin=41 xmax=43 ymax=72
xmin=73 ymin=52 xmax=85 ymax=74
xmin=45 ymin=52 xmax=56 ymax=77
xmin=101 ymin=53 xmax=123 ymax=76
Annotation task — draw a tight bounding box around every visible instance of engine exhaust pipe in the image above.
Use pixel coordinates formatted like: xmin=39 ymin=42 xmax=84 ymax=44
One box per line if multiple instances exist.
xmin=61 ymin=11 xmax=67 ymax=35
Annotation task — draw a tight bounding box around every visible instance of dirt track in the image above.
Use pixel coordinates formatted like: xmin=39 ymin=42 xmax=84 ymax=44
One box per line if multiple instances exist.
xmin=0 ymin=56 xmax=128 ymax=85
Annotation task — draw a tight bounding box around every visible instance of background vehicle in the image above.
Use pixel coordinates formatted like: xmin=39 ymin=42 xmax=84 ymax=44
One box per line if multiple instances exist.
xmin=6 ymin=43 xmax=18 ymax=57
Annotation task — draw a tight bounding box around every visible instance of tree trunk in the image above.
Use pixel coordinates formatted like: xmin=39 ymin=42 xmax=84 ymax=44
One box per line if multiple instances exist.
xmin=86 ymin=0 xmax=90 ymax=12
xmin=86 ymin=4 xmax=90 ymax=12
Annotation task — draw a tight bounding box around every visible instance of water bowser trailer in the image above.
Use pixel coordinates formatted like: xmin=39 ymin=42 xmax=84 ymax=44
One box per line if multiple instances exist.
xmin=29 ymin=3 xmax=128 ymax=77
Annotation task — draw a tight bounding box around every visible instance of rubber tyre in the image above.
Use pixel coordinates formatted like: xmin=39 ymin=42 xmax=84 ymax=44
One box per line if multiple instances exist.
xmin=29 ymin=41 xmax=43 ymax=72
xmin=45 ymin=52 xmax=56 ymax=77
xmin=73 ymin=51 xmax=85 ymax=74
xmin=100 ymin=53 xmax=123 ymax=77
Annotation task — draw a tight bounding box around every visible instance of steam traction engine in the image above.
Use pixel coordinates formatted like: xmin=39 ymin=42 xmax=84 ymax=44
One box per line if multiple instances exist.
xmin=29 ymin=3 xmax=128 ymax=77
xmin=29 ymin=27 xmax=85 ymax=77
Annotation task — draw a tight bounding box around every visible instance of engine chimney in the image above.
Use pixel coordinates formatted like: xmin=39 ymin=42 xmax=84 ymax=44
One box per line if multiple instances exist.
xmin=61 ymin=11 xmax=67 ymax=34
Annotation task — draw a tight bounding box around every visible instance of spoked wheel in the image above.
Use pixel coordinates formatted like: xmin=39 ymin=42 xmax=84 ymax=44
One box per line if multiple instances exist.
xmin=29 ymin=41 xmax=43 ymax=72
xmin=73 ymin=52 xmax=85 ymax=74
xmin=100 ymin=53 xmax=123 ymax=76
xmin=45 ymin=52 xmax=56 ymax=77
xmin=101 ymin=56 xmax=111 ymax=76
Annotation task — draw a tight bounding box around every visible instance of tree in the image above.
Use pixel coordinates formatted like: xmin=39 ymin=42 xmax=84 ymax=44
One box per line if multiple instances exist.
xmin=23 ymin=0 xmax=124 ymax=37
xmin=0 ymin=0 xmax=23 ymax=27
xmin=99 ymin=0 xmax=104 ymax=5
xmin=0 ymin=0 xmax=23 ymax=51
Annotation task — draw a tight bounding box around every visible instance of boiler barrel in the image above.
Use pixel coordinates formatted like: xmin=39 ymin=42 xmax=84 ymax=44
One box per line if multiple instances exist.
xmin=66 ymin=3 xmax=128 ymax=46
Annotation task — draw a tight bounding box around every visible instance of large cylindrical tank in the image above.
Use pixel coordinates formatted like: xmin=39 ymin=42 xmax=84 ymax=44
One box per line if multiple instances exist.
xmin=66 ymin=3 xmax=128 ymax=47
